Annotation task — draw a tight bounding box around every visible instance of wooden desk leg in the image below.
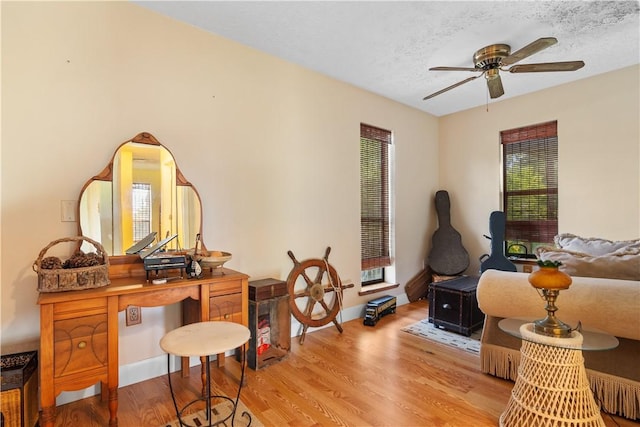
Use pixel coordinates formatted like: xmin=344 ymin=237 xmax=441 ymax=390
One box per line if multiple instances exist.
xmin=108 ymin=296 xmax=119 ymax=426
xmin=200 ymin=356 xmax=207 ymax=397
xmin=40 ymin=405 xmax=55 ymax=427
xmin=181 ymin=355 xmax=190 ymax=378
xmin=40 ymin=304 xmax=56 ymax=427
xmin=217 ymin=351 xmax=225 ymax=367
xmin=108 ymin=387 xmax=118 ymax=426
xmin=101 ymin=381 xmax=108 ymax=402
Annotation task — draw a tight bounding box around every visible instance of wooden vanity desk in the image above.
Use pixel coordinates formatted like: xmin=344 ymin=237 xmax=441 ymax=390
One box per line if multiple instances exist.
xmin=37 ymin=260 xmax=248 ymax=427
xmin=37 ymin=132 xmax=246 ymax=426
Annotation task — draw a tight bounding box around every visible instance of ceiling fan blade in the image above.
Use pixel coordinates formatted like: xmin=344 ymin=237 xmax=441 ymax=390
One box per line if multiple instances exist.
xmin=430 ymin=66 xmax=481 ymax=72
xmin=487 ymin=75 xmax=504 ymax=99
xmin=501 ymin=37 xmax=558 ymax=66
xmin=508 ymin=61 xmax=585 ymax=73
xmin=423 ymin=75 xmax=482 ymax=100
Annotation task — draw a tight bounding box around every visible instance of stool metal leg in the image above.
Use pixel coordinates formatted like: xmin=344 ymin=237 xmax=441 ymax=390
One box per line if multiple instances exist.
xmin=166 ymin=354 xmax=186 ymax=427
xmin=232 ymin=343 xmax=252 ymax=426
xmin=205 ymin=355 xmax=211 ymax=427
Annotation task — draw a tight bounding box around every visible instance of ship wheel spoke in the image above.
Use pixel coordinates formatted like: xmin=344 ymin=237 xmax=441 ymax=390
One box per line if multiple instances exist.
xmin=292 ymin=289 xmax=311 ymax=298
xmin=312 ymin=265 xmax=327 ymax=285
xmin=299 ymin=270 xmax=316 ymax=290
xmin=303 ymin=299 xmax=317 ymax=318
xmin=318 ymin=299 xmax=333 ymax=315
xmin=320 ymin=282 xmax=338 ymax=293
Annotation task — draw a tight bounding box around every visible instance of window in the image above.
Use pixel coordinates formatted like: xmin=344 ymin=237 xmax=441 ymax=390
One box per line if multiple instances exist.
xmin=132 ymin=183 xmax=152 ymax=242
xmin=501 ymin=121 xmax=558 ymax=257
xmin=360 ymin=124 xmax=392 ymax=285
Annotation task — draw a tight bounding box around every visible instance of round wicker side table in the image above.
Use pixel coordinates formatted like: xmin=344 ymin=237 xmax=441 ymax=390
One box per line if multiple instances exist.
xmin=498 ymin=320 xmax=619 ymax=427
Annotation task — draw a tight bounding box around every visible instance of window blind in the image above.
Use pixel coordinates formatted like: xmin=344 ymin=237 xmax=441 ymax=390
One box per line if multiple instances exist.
xmin=501 ymin=121 xmax=558 ymax=244
xmin=360 ymin=123 xmax=392 ymax=270
xmin=132 ymin=183 xmax=152 ymax=242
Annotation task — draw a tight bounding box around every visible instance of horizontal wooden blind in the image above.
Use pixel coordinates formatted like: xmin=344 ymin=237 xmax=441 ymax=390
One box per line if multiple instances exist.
xmin=501 ymin=121 xmax=558 ymax=243
xmin=501 ymin=121 xmax=557 ymax=144
xmin=132 ymin=183 xmax=152 ymax=242
xmin=360 ymin=124 xmax=391 ymax=270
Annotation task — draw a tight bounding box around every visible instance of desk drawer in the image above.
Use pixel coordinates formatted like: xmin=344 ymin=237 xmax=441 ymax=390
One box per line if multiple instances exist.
xmin=209 ymin=279 xmax=242 ymax=297
xmin=209 ymin=294 xmax=242 ymax=323
xmin=54 ymin=314 xmax=107 ymax=378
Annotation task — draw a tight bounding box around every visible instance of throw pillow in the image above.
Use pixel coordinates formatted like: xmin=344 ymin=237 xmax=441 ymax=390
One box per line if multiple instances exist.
xmin=536 ymin=246 xmax=640 ymax=281
xmin=554 ymin=233 xmax=640 ymax=256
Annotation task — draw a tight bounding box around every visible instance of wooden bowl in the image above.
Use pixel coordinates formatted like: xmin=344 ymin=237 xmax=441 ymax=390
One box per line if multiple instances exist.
xmin=192 ymin=250 xmax=232 ymax=269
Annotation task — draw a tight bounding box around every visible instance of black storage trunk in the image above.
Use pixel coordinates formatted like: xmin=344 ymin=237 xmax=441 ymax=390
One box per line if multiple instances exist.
xmin=247 ymin=279 xmax=291 ymax=370
xmin=428 ymin=276 xmax=483 ymax=336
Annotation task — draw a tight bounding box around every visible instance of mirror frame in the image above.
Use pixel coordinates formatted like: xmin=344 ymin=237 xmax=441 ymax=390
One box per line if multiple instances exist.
xmin=76 ymin=132 xmax=205 ymax=265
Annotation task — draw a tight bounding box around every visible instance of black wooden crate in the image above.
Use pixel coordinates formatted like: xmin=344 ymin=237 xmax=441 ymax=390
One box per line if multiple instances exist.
xmin=249 ymin=278 xmax=288 ymax=301
xmin=247 ymin=279 xmax=291 ymax=370
xmin=1 ymin=350 xmax=39 ymax=427
xmin=1 ymin=351 xmax=37 ymax=392
xmin=428 ymin=276 xmax=483 ymax=336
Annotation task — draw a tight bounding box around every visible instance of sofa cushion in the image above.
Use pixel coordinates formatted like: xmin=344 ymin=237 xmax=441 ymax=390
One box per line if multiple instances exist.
xmin=537 ymin=245 xmax=640 ymax=281
xmin=554 ymin=233 xmax=640 ymax=256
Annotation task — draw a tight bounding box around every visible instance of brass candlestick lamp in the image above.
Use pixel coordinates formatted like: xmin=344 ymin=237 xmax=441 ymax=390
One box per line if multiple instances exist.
xmin=528 ymin=260 xmax=573 ymax=337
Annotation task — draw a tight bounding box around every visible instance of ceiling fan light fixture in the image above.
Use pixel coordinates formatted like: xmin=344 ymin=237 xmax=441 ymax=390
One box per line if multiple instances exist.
xmin=486 ymin=69 xmax=500 ymax=80
xmin=473 ymin=44 xmax=511 ymax=69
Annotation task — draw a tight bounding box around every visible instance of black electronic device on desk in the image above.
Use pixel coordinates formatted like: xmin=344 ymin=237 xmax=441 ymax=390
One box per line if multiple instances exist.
xmin=138 ymin=234 xmax=188 ymax=281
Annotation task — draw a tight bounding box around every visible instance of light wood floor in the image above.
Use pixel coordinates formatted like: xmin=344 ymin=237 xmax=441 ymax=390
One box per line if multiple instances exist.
xmin=54 ymin=300 xmax=636 ymax=426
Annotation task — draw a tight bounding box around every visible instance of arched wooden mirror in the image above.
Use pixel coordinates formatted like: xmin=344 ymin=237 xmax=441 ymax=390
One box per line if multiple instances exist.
xmin=77 ymin=132 xmax=203 ymax=257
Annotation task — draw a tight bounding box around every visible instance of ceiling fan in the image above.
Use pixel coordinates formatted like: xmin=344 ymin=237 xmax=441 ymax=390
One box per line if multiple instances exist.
xmin=423 ymin=37 xmax=585 ymax=101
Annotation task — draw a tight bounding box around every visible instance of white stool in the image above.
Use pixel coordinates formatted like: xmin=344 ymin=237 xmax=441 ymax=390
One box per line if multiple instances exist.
xmin=160 ymin=321 xmax=251 ymax=427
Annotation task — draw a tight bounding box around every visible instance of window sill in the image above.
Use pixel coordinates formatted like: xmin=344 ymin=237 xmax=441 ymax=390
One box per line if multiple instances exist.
xmin=358 ymin=282 xmax=399 ymax=297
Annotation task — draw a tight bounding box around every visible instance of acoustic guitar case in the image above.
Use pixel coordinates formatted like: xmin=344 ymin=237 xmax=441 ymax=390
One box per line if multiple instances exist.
xmin=479 ymin=211 xmax=517 ymax=273
xmin=427 ymin=190 xmax=470 ymax=276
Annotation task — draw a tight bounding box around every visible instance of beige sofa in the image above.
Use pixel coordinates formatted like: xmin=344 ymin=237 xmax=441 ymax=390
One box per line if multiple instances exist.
xmin=476 ymin=234 xmax=640 ymax=420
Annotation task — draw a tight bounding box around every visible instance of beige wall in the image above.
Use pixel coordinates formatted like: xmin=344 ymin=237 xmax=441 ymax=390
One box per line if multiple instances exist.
xmin=1 ymin=1 xmax=638 ymax=391
xmin=439 ymin=65 xmax=640 ymax=273
xmin=1 ymin=2 xmax=438 ymax=361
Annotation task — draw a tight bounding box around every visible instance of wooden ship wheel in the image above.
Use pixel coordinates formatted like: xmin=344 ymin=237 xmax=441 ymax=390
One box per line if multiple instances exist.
xmin=286 ymin=247 xmax=352 ymax=344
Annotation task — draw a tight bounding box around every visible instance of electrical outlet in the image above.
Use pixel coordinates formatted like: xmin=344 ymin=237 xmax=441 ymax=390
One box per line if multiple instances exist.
xmin=126 ymin=306 xmax=141 ymax=326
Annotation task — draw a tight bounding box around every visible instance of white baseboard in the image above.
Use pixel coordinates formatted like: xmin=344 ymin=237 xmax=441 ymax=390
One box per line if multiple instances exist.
xmin=56 ymin=295 xmax=407 ymax=406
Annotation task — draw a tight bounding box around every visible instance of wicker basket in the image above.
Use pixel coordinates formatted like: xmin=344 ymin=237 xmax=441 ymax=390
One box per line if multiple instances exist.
xmin=33 ymin=236 xmax=110 ymax=292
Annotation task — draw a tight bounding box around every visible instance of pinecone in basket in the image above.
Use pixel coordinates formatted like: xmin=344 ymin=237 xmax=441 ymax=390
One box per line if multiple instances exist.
xmin=63 ymin=251 xmax=103 ymax=268
xmin=41 ymin=256 xmax=63 ymax=270
xmin=85 ymin=252 xmax=104 ymax=265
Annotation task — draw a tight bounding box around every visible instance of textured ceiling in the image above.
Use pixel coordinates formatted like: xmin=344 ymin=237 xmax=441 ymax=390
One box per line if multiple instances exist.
xmin=135 ymin=1 xmax=640 ymax=116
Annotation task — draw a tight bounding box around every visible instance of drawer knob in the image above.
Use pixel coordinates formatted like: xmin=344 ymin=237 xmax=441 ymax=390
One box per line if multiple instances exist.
xmin=224 ymin=313 xmax=230 ymax=320
xmin=442 ymin=303 xmax=452 ymax=310
xmin=78 ymin=341 xmax=87 ymax=349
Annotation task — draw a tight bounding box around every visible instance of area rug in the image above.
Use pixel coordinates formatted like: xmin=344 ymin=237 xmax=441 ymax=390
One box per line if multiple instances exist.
xmin=160 ymin=399 xmax=264 ymax=427
xmin=402 ymin=319 xmax=482 ymax=355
